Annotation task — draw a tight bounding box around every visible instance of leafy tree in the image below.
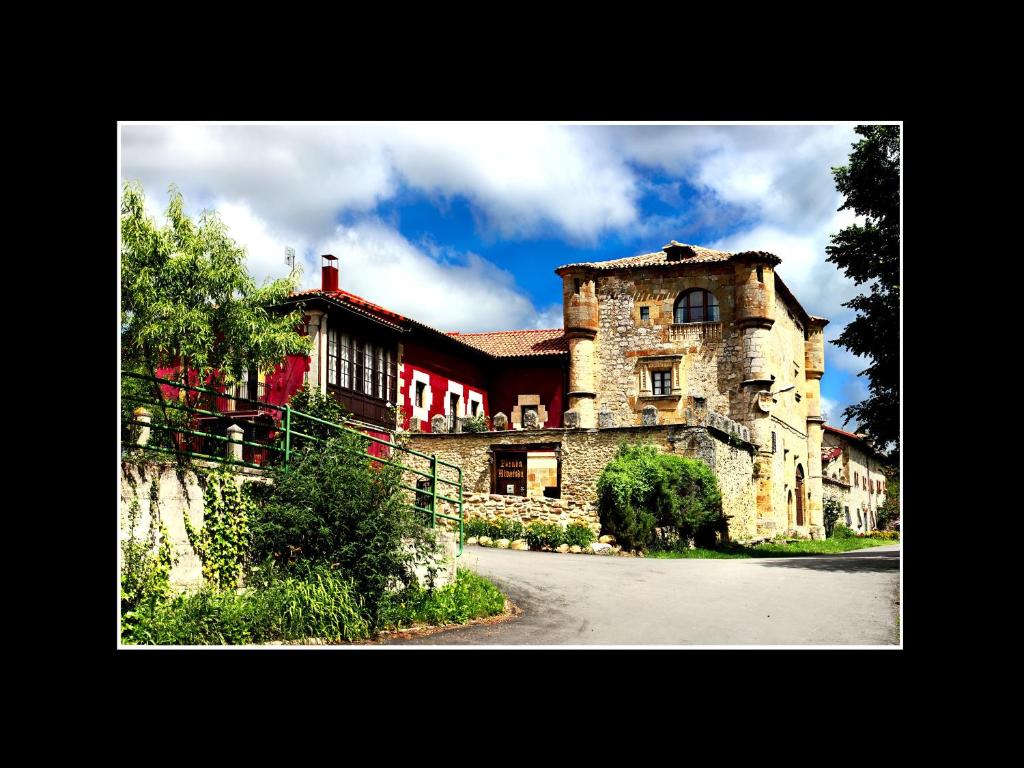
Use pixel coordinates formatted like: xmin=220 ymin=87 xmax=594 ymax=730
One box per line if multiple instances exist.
xmin=120 ymin=181 xmax=310 ymax=398
xmin=875 ymin=466 xmax=900 ymax=531
xmin=825 ymin=125 xmax=900 ymax=456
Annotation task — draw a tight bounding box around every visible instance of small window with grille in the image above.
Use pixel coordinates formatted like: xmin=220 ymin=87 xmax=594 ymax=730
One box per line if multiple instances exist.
xmin=640 ymin=306 xmax=650 ymax=321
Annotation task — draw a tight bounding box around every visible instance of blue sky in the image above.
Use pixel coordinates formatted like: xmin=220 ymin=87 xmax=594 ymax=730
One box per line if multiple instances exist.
xmin=121 ymin=122 xmax=891 ymax=429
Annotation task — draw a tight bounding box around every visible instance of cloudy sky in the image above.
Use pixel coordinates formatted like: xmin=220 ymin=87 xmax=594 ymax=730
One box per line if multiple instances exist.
xmin=120 ymin=122 xmax=886 ymax=429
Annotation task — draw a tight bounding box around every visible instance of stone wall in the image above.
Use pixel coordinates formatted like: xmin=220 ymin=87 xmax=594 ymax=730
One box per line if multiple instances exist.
xmin=120 ymin=459 xmax=457 ymax=592
xmin=821 ymin=431 xmax=889 ymax=532
xmin=406 ymin=422 xmax=759 ymax=542
xmin=592 ymin=267 xmax=742 ymax=426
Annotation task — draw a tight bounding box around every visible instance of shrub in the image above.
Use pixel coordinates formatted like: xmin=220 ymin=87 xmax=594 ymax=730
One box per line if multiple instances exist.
xmin=526 ymin=522 xmax=564 ymax=550
xmin=463 ymin=517 xmax=489 ymax=538
xmin=251 ymin=431 xmax=432 ymax=628
xmin=286 ymin=385 xmax=352 ymax=450
xmin=861 ymin=529 xmax=899 ymax=541
xmin=832 ymin=523 xmax=856 ymax=539
xmin=462 ymin=414 xmax=489 ymax=433
xmin=494 ymin=518 xmax=525 ymax=542
xmin=823 ymin=498 xmax=842 ymax=538
xmin=379 ymin=569 xmax=505 ymax=628
xmin=564 ymin=523 xmax=595 ymax=549
xmin=126 ymin=562 xmax=371 ymax=645
xmin=121 ymin=493 xmax=176 ymax=642
xmin=597 ymin=443 xmax=727 ymax=551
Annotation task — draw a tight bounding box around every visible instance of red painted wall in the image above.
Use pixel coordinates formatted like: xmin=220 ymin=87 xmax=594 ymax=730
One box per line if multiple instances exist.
xmin=264 ymin=353 xmax=310 ymax=409
xmin=487 ymin=359 xmax=566 ymax=428
xmin=400 ymin=339 xmax=489 ymax=432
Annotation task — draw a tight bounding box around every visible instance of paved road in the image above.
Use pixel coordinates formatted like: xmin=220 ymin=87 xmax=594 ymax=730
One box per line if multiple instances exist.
xmin=383 ymin=544 xmax=900 ymax=646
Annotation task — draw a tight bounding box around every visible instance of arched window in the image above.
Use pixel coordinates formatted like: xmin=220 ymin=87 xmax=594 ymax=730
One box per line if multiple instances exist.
xmin=674 ymin=289 xmax=719 ymax=323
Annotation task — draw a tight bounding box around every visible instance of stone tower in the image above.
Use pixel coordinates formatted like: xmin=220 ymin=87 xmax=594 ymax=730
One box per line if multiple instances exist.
xmin=804 ymin=317 xmax=828 ymax=539
xmin=562 ymin=271 xmax=599 ymax=428
xmin=732 ymin=253 xmax=780 ymax=526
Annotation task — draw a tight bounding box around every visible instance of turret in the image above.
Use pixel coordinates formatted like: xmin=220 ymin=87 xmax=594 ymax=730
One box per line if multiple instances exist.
xmin=561 ymin=270 xmax=598 ymax=427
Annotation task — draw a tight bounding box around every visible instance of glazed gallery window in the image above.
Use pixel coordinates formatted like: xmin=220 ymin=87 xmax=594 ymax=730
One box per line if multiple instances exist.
xmin=327 ymin=328 xmax=396 ymax=401
xmin=673 ymin=289 xmax=719 ymax=323
xmin=651 ymin=370 xmax=672 ymax=395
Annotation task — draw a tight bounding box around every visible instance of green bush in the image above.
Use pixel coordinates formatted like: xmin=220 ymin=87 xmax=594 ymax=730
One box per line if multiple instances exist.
xmin=251 ymin=431 xmax=433 ymax=628
xmin=286 ymin=385 xmax=352 ymax=450
xmin=494 ymin=518 xmax=525 ymax=542
xmin=462 ymin=414 xmax=488 ymax=433
xmin=563 ymin=523 xmax=595 ymax=548
xmin=464 ymin=517 xmax=489 ymax=538
xmin=832 ymin=523 xmax=856 ymax=539
xmin=379 ymin=569 xmax=505 ymax=628
xmin=597 ymin=443 xmax=727 ymax=551
xmin=125 ymin=562 xmax=371 ymax=645
xmin=823 ymin=498 xmax=842 ymax=538
xmin=526 ymin=522 xmax=564 ymax=550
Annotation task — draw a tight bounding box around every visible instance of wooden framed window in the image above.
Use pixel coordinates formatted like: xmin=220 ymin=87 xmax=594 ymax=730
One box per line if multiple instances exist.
xmin=673 ymin=289 xmax=719 ymax=323
xmin=651 ymin=370 xmax=672 ymax=396
xmin=327 ymin=329 xmax=338 ymax=386
xmin=415 ymin=381 xmax=425 ymax=408
xmin=640 ymin=306 xmax=650 ymax=321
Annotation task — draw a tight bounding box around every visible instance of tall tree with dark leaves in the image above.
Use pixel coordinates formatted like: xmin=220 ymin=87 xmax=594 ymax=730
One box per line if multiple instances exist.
xmin=826 ymin=125 xmax=900 ymax=458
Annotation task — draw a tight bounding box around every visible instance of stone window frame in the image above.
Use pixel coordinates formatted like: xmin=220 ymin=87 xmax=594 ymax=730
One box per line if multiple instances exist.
xmin=673 ymin=288 xmax=720 ymax=324
xmin=637 ymin=354 xmax=683 ymax=401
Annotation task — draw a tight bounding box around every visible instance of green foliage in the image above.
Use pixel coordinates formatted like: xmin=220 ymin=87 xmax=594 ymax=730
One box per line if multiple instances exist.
xmin=251 ymin=433 xmax=430 ymax=628
xmin=563 ymin=522 xmax=595 ymax=549
xmin=825 ymin=126 xmax=900 ymax=454
xmin=125 ymin=562 xmax=370 ymax=645
xmin=597 ymin=443 xmax=727 ymax=551
xmin=121 ymin=491 xmax=176 ymax=641
xmin=875 ymin=467 xmax=899 ymax=531
xmin=379 ymin=569 xmax=506 ymax=629
xmin=120 ymin=181 xmax=310 ymax=384
xmin=832 ymin=523 xmax=856 ymax=539
xmin=183 ymin=469 xmax=253 ymax=591
xmin=525 ymin=522 xmax=564 ymax=550
xmin=287 ymin=385 xmax=351 ymax=451
xmin=823 ymin=498 xmax=843 ymax=538
xmin=461 ymin=414 xmax=488 ymax=433
xmin=463 ymin=517 xmax=489 ymax=538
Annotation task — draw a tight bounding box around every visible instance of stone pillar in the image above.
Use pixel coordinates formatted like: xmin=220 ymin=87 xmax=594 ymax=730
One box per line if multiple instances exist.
xmin=805 ymin=317 xmax=828 ymax=539
xmin=226 ymin=424 xmax=244 ymax=462
xmin=562 ymin=269 xmax=600 ymax=428
xmin=133 ymin=407 xmax=151 ymax=447
xmin=304 ymin=309 xmax=325 ymax=392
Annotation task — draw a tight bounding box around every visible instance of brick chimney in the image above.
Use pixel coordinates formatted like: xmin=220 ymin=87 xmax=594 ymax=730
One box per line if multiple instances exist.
xmin=321 ymin=254 xmax=339 ymax=292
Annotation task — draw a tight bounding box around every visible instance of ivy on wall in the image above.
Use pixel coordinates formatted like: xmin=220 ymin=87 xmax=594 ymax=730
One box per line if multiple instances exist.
xmin=183 ymin=469 xmax=253 ymax=591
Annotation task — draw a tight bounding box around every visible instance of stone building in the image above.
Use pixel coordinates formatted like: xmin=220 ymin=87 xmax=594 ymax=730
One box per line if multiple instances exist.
xmin=555 ymin=241 xmax=829 ymax=539
xmin=821 ymin=424 xmax=889 ymax=533
xmin=236 ymin=241 xmax=829 ymax=543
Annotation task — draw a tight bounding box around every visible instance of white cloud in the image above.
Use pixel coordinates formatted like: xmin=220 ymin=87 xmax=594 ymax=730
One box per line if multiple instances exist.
xmin=710 ymin=207 xmax=862 ymax=321
xmin=122 ymin=123 xmax=639 ymax=244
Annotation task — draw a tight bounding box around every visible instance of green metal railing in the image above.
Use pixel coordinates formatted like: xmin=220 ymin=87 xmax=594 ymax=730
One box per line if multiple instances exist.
xmin=121 ymin=371 xmax=463 ymax=555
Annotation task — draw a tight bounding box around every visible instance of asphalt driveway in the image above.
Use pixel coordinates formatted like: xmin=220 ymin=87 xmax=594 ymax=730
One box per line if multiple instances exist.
xmin=381 ymin=544 xmax=901 ymax=646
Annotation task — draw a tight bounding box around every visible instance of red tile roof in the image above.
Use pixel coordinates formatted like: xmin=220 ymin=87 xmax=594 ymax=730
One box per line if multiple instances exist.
xmin=824 ymin=424 xmax=867 ymax=442
xmin=447 ymin=328 xmax=569 ymax=357
xmin=289 ymin=288 xmax=409 ymax=324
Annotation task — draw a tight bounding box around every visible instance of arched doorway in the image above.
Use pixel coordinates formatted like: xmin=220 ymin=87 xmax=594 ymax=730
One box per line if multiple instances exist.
xmin=795 ymin=464 xmax=805 ymax=527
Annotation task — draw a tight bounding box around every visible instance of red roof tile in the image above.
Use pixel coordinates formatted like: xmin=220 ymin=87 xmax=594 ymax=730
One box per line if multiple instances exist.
xmin=447 ymin=329 xmax=569 ymax=357
xmin=289 ymin=288 xmax=409 ymax=324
